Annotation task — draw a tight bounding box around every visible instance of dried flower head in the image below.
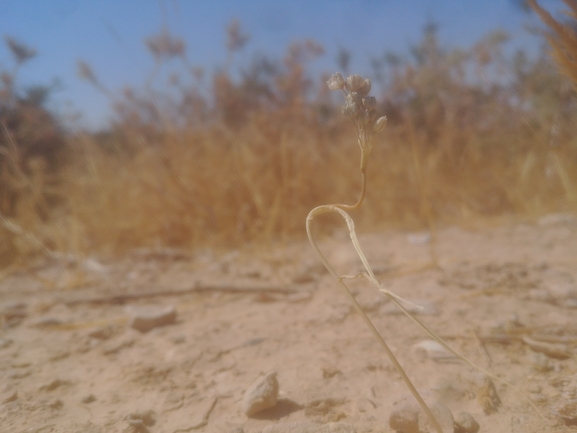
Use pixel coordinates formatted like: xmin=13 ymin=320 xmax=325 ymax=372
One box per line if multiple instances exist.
xmin=327 ymin=72 xmax=345 ymax=90
xmin=327 ymin=72 xmax=386 ymax=169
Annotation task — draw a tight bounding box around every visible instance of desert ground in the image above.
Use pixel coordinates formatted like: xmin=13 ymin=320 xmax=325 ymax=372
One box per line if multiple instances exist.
xmin=1 ymin=214 xmax=576 ymax=433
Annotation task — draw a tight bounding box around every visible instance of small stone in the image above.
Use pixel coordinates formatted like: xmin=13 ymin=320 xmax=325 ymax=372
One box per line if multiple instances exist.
xmin=412 ymin=340 xmax=456 ymax=362
xmin=454 ymin=411 xmax=480 ymax=433
xmin=389 ymin=403 xmax=419 ymax=433
xmin=241 ymin=371 xmax=279 ymax=416
xmin=82 ymin=394 xmax=97 ymax=404
xmin=128 ymin=305 xmax=177 ymax=332
xmin=389 ymin=400 xmax=454 ymax=433
xmin=418 ymin=402 xmax=454 ymax=433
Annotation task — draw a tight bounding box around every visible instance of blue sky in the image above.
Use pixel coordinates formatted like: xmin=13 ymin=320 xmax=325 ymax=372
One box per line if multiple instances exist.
xmin=0 ymin=0 xmax=562 ymax=130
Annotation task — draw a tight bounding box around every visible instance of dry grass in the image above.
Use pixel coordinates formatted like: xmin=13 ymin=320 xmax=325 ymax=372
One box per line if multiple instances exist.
xmin=2 ymin=20 xmax=577 ymax=264
xmin=45 ymin=115 xmax=575 ymax=259
xmin=529 ymin=0 xmax=577 ymax=90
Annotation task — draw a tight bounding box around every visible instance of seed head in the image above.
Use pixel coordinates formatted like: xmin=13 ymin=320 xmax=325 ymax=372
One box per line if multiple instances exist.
xmin=327 ymin=72 xmax=345 ymax=90
xmin=362 ymin=96 xmax=376 ymax=111
xmin=327 ymin=73 xmax=385 ymax=168
xmin=373 ymin=116 xmax=387 ymax=133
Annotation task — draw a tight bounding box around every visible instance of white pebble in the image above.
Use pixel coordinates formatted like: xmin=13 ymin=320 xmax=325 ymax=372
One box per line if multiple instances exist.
xmin=241 ymin=371 xmax=279 ymax=416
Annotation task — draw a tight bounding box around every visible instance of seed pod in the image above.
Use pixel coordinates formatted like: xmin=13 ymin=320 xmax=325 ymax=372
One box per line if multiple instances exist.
xmin=373 ymin=116 xmax=387 ymax=133
xmin=345 ymin=74 xmax=366 ymax=92
xmin=327 ymin=72 xmax=345 ymax=90
xmin=358 ymin=78 xmax=371 ymax=96
xmin=362 ymin=96 xmax=376 ymax=111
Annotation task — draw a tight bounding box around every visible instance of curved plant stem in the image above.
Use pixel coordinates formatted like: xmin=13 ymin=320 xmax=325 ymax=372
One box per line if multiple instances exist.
xmin=306 ymin=204 xmax=544 ymax=424
xmin=335 ymin=170 xmax=366 ymax=212
xmin=306 ymin=204 xmax=444 ymax=433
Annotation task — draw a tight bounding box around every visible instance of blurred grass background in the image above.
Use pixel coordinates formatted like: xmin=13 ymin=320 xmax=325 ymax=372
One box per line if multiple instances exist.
xmin=1 ymin=2 xmax=576 ymax=266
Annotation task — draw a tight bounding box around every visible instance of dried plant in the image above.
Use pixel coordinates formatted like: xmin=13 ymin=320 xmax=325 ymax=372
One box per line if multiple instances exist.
xmin=528 ymin=0 xmax=577 ymax=90
xmin=6 ymin=18 xmax=577 ymax=265
xmin=306 ymin=73 xmax=544 ymax=432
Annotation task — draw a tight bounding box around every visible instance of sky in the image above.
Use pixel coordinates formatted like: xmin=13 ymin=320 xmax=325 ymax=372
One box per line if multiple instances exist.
xmin=0 ymin=0 xmax=564 ymax=130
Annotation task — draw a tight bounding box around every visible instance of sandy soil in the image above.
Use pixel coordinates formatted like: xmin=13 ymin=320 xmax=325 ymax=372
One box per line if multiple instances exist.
xmin=1 ymin=215 xmax=577 ymax=433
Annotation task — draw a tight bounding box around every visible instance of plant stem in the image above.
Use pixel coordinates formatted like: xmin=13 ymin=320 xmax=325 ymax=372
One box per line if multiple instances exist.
xmin=336 ymin=278 xmax=444 ymax=433
xmin=336 ymin=169 xmax=366 ymax=211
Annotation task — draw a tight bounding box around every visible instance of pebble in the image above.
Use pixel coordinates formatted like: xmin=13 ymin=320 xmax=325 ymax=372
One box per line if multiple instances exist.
xmin=127 ymin=305 xmax=177 ymax=332
xmin=389 ymin=400 xmax=454 ymax=433
xmin=241 ymin=371 xmax=279 ymax=416
xmin=454 ymin=411 xmax=480 ymax=433
xmin=389 ymin=404 xmax=419 ymax=433
xmin=262 ymin=422 xmax=356 ymax=433
xmin=412 ymin=340 xmax=456 ymax=362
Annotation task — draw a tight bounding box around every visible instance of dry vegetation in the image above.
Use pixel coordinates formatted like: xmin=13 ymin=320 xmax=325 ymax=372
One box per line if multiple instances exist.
xmin=1 ymin=12 xmax=577 ymax=266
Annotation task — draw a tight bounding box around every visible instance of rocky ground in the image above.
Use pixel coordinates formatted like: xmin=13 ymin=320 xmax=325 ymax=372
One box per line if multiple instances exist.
xmin=1 ymin=214 xmax=577 ymax=433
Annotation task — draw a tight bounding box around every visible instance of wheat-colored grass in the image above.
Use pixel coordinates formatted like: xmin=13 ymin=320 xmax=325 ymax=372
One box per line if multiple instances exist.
xmin=529 ymin=0 xmax=577 ymax=90
xmin=2 ymin=20 xmax=577 ymax=264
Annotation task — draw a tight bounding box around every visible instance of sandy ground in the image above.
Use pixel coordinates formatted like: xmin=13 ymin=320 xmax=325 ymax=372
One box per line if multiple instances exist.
xmin=1 ymin=214 xmax=577 ymax=433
